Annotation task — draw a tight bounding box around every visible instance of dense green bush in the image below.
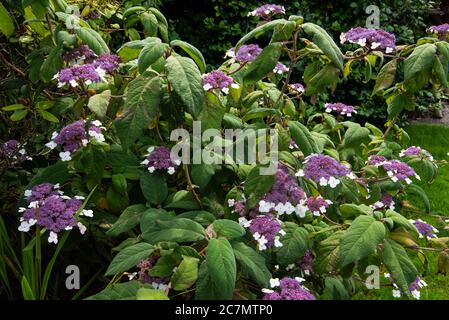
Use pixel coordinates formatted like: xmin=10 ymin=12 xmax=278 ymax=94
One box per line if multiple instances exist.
xmin=1 ymin=0 xmax=449 ymax=301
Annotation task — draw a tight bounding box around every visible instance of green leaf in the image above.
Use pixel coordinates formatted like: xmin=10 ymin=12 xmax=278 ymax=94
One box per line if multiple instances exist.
xmin=385 ymin=210 xmax=418 ymax=233
xmin=323 ymin=276 xmax=349 ymax=300
xmin=38 ymin=110 xmax=59 ymax=123
xmin=2 ymin=104 xmax=25 ymax=111
xmin=339 ymin=204 xmax=373 ymax=218
xmin=105 ymin=243 xmax=155 ymax=276
xmin=21 ymin=276 xmax=35 ymax=300
xmin=276 ymin=222 xmax=308 ymax=266
xmin=117 ymin=38 xmax=161 ymax=62
xmin=40 ymin=45 xmax=63 ymax=83
xmin=142 ymin=218 xmax=205 ymax=244
xmin=211 ymin=220 xmax=245 ymax=239
xmin=232 ymin=241 xmax=271 ymax=287
xmin=10 ymin=109 xmax=28 ymax=121
xmin=242 ymin=107 xmax=282 ymax=122
xmin=76 ymin=27 xmax=110 ymax=55
xmin=86 ymin=281 xmax=148 ymax=300
xmin=196 ymin=238 xmax=236 ymax=300
xmin=407 ymin=184 xmax=431 ymax=213
xmin=176 ymin=210 xmax=216 ymax=226
xmin=343 ymin=125 xmax=370 ymax=148
xmin=381 ymin=238 xmax=418 ymax=292
xmin=304 ymin=63 xmax=340 ymax=95
xmin=403 ymin=43 xmax=437 ymax=92
xmin=107 ymin=204 xmax=147 ymax=237
xmin=138 ymin=42 xmax=169 ymax=74
xmin=115 ymin=73 xmax=161 ymax=149
xmin=236 ymin=19 xmax=287 ymax=49
xmin=170 ymin=256 xmax=200 ymax=291
xmin=165 ymin=55 xmax=204 ymax=118
xmin=170 ymin=40 xmax=206 ymax=73
xmin=387 ymin=94 xmax=414 ymax=119
xmin=140 ymin=12 xmax=158 ymax=36
xmin=288 ymin=121 xmax=320 ymax=156
xmin=140 ymin=172 xmax=168 ymax=205
xmin=433 ymin=55 xmax=448 ymax=88
xmin=0 ymin=3 xmax=14 ymax=37
xmin=373 ymin=59 xmax=397 ymax=95
xmin=340 ymin=215 xmax=386 ymax=267
xmin=244 ymin=166 xmax=275 ymax=206
xmin=243 ymin=43 xmax=282 ymax=84
xmin=314 ymin=231 xmax=343 ymax=273
xmin=190 ymin=163 xmax=216 ymax=189
xmin=301 ymin=22 xmax=344 ymax=70
xmin=136 ymin=288 xmax=169 ymax=300
xmin=88 ymin=90 xmax=111 ymax=118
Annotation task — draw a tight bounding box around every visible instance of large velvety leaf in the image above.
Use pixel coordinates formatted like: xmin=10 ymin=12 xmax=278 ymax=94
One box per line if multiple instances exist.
xmin=165 ymin=55 xmax=204 ymax=118
xmin=276 ymin=222 xmax=308 ymax=266
xmin=232 ymin=241 xmax=271 ymax=287
xmin=236 ymin=19 xmax=287 ymax=49
xmin=288 ymin=121 xmax=320 ymax=156
xmin=195 ymin=238 xmax=236 ymax=300
xmin=86 ymin=281 xmax=151 ymax=300
xmin=115 ymin=73 xmax=161 ymax=149
xmin=40 ymin=45 xmax=63 ymax=83
xmin=403 ymin=43 xmax=437 ymax=92
xmin=107 ymin=204 xmax=147 ymax=237
xmin=244 ymin=165 xmax=275 ymax=208
xmin=76 ymin=27 xmax=110 ymax=55
xmin=304 ymin=63 xmax=340 ymax=95
xmin=343 ymin=125 xmax=370 ymax=148
xmin=142 ymin=218 xmax=205 ymax=244
xmin=243 ymin=43 xmax=282 ymax=84
xmin=373 ymin=59 xmax=397 ymax=95
xmin=170 ymin=40 xmax=206 ymax=73
xmin=301 ymin=22 xmax=344 ymax=70
xmin=381 ymin=239 xmax=418 ymax=292
xmin=314 ymin=231 xmax=344 ymax=274
xmin=138 ymin=41 xmax=169 ymax=74
xmin=88 ymin=90 xmax=111 ymax=118
xmin=136 ymin=288 xmax=169 ymax=300
xmin=170 ymin=256 xmax=200 ymax=291
xmin=140 ymin=172 xmax=168 ymax=205
xmin=340 ymin=215 xmax=386 ymax=267
xmin=387 ymin=93 xmax=414 ymax=119
xmin=211 ymin=220 xmax=246 ymax=239
xmin=105 ymin=243 xmax=155 ymax=276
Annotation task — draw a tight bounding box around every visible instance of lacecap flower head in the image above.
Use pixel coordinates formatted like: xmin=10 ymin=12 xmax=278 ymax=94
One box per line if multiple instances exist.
xmin=262 ymin=277 xmax=316 ymax=300
xmin=428 ymin=24 xmax=449 ymax=37
xmin=45 ymin=120 xmax=105 ymax=161
xmin=202 ymin=70 xmax=239 ymax=94
xmin=248 ymin=4 xmax=285 ymax=19
xmin=0 ymin=139 xmax=32 ymax=164
xmin=340 ymin=27 xmax=396 ymax=53
xmin=325 ymin=102 xmax=357 ymax=117
xmin=141 ymin=146 xmax=181 ymax=175
xmin=18 ymin=183 xmax=93 ymax=244
xmin=225 ymin=44 xmax=262 ymax=63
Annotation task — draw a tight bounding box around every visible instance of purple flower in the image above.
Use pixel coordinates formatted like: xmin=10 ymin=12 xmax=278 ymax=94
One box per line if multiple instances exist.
xmin=202 ymin=70 xmax=238 ymax=94
xmin=412 ymin=219 xmax=438 ymax=240
xmin=289 ymin=83 xmax=305 ymax=93
xmin=297 ymin=154 xmax=351 ymax=188
xmin=367 ymin=155 xmax=387 ymax=166
xmin=63 ymin=45 xmax=96 ymax=63
xmin=46 ymin=120 xmax=105 ymax=161
xmin=85 ymin=10 xmax=101 ymax=20
xmin=18 ymin=183 xmax=92 ymax=244
xmin=142 ymin=146 xmax=180 ymax=175
xmin=273 ymin=62 xmax=289 ymax=74
xmin=325 ymin=102 xmax=357 ymax=117
xmin=408 ymin=277 xmax=427 ymax=299
xmin=298 ymin=250 xmax=314 ymax=276
xmin=93 ymin=53 xmax=120 ymax=73
xmin=428 ymin=24 xmax=449 ymax=37
xmin=372 ymin=192 xmax=395 ymax=210
xmin=0 ymin=140 xmax=31 ymax=164
xmin=400 ymin=146 xmax=433 ymax=161
xmin=133 ymin=257 xmax=169 ymax=290
xmin=340 ymin=27 xmax=396 ymax=53
xmin=382 ymin=160 xmax=419 ymax=184
xmin=248 ymin=4 xmax=285 ymax=19
xmin=55 ymin=64 xmax=105 ymax=87
xmin=262 ymin=277 xmax=316 ymax=300
xmin=226 ymin=44 xmax=262 ymax=63
xmin=306 ymin=196 xmax=332 ymax=216
xmin=247 ymin=215 xmax=283 ymax=250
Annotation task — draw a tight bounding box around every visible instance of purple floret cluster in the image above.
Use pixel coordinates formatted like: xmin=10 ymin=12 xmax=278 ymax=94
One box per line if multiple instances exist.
xmin=226 ymin=44 xmax=262 ymax=63
xmin=325 ymin=102 xmax=357 ymax=117
xmin=131 ymin=257 xmax=169 ymax=291
xmin=372 ymin=192 xmax=395 ymax=210
xmin=0 ymin=139 xmax=31 ymax=164
xmin=412 ymin=219 xmax=438 ymax=240
xmin=400 ymin=146 xmax=433 ymax=161
xmin=340 ymin=27 xmax=396 ymax=53
xmin=306 ymin=196 xmax=332 ymax=216
xmin=382 ymin=160 xmax=419 ymax=184
xmin=202 ymin=70 xmax=238 ymax=94
xmin=288 ymin=83 xmax=305 ymax=93
xmin=46 ymin=120 xmax=105 ymax=161
xmin=18 ymin=183 xmax=92 ymax=244
xmin=298 ymin=249 xmax=314 ymax=276
xmin=248 ymin=4 xmax=285 ymax=19
xmin=367 ymin=155 xmax=387 ymax=166
xmin=262 ymin=277 xmax=316 ymax=300
xmin=428 ymin=24 xmax=449 ymax=37
xmin=246 ymin=214 xmax=284 ymax=251
xmin=297 ymin=154 xmax=351 ymax=188
xmin=55 ymin=45 xmax=120 ymax=88
xmin=141 ymin=146 xmax=180 ymax=175
xmin=273 ymin=62 xmax=289 ymax=74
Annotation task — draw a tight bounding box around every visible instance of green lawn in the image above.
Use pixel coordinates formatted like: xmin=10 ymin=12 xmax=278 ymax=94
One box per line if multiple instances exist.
xmin=353 ymin=123 xmax=449 ymax=300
